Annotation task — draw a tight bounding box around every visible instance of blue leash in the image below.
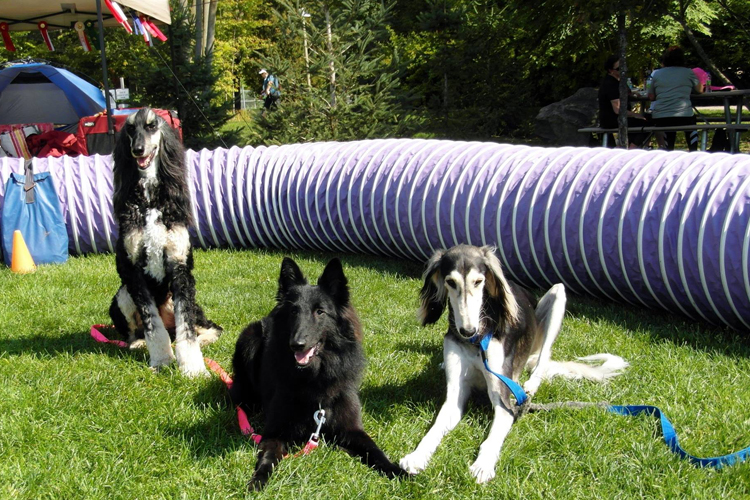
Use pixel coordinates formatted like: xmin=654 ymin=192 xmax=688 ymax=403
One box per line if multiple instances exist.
xmin=607 ymin=405 xmax=750 ymax=468
xmin=474 ymin=333 xmax=528 ymax=405
xmin=472 ymin=333 xmax=749 ymax=469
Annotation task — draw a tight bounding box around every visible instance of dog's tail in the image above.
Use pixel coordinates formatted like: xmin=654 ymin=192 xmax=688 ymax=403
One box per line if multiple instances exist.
xmin=529 ymin=353 xmax=629 ymax=383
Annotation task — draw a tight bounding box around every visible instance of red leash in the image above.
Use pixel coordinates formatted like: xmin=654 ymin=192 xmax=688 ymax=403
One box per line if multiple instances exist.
xmin=90 ymin=324 xmax=261 ymax=443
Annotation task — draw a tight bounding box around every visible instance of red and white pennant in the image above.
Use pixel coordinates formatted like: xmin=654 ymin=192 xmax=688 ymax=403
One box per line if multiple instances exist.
xmin=38 ymin=21 xmax=54 ymax=51
xmin=0 ymin=22 xmax=15 ymax=52
xmin=74 ymin=21 xmax=92 ymax=52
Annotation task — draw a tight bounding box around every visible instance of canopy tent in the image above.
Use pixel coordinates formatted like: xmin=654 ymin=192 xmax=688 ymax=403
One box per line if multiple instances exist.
xmin=1 ymin=1 xmax=170 ymax=31
xmin=0 ymin=63 xmax=107 ymax=125
xmin=1 ymin=1 xmax=171 ymax=139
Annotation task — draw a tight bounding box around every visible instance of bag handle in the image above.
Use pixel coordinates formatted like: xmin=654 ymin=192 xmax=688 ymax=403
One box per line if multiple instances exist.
xmin=23 ymin=159 xmax=35 ymax=204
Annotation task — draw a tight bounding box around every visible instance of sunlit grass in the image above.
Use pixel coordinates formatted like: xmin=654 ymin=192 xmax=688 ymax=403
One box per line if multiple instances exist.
xmin=1 ymin=248 xmax=748 ymax=499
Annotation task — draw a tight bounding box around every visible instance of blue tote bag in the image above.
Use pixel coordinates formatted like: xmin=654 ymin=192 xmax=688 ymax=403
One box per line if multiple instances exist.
xmin=2 ymin=161 xmax=68 ymax=266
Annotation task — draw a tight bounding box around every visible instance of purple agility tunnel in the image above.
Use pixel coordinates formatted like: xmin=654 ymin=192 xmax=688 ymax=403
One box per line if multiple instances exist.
xmin=2 ymin=139 xmax=750 ymax=331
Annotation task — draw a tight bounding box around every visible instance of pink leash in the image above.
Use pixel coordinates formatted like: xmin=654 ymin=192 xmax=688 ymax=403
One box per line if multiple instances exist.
xmin=90 ymin=324 xmax=261 ymax=443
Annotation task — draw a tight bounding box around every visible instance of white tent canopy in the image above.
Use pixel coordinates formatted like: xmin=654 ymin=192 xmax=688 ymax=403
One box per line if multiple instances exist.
xmin=2 ymin=1 xmax=170 ymax=31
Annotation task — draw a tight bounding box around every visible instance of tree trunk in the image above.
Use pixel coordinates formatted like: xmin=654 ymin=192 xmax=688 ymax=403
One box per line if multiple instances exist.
xmin=194 ymin=0 xmax=204 ymax=59
xmin=325 ymin=5 xmax=336 ymax=108
xmin=205 ymin=0 xmax=218 ymax=66
xmin=443 ymin=72 xmax=449 ymax=109
xmin=617 ymin=12 xmax=629 ymax=149
xmin=670 ymin=13 xmax=733 ymax=85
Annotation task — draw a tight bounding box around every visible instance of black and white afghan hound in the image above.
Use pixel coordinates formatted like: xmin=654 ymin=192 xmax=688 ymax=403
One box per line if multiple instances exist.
xmin=109 ymin=108 xmax=222 ymax=377
xmin=400 ymin=245 xmax=628 ymax=483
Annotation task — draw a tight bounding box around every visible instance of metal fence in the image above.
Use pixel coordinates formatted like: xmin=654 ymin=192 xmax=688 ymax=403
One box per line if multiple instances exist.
xmin=239 ymin=90 xmax=262 ymax=110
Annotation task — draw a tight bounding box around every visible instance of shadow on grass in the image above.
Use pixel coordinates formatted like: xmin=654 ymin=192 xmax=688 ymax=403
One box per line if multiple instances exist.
xmin=157 ymin=377 xmax=261 ymax=460
xmin=360 ymin=338 xmax=445 ymax=420
xmin=0 ymin=328 xmax=148 ymax=362
xmin=240 ymin=246 xmax=425 ymax=281
xmin=564 ymin=292 xmax=750 ymax=359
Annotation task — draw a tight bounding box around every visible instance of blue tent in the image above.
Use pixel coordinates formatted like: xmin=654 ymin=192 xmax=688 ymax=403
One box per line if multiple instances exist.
xmin=0 ymin=63 xmax=107 ymax=125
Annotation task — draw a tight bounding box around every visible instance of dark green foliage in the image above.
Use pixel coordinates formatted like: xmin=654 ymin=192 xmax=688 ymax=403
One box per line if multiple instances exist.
xmin=131 ymin=2 xmax=236 ymax=150
xmin=247 ymin=0 xmax=412 ymax=145
xmin=1 ymin=0 xmax=749 ymax=146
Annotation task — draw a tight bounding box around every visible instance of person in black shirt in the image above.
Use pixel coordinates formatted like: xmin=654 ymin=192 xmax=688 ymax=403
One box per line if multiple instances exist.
xmin=598 ymin=55 xmax=649 ymax=148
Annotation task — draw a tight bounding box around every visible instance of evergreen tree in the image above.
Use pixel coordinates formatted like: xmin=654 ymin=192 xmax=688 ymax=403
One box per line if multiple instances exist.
xmin=249 ymin=0 xmax=408 ymax=145
xmin=137 ymin=1 xmax=235 ymax=150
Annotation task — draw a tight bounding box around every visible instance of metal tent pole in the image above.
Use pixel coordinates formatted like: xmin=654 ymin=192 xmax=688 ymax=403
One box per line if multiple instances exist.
xmin=95 ymin=0 xmax=115 ymax=149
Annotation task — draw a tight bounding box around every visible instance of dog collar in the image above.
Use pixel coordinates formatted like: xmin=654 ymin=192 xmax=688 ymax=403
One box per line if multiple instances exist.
xmin=468 ymin=331 xmax=492 ymax=349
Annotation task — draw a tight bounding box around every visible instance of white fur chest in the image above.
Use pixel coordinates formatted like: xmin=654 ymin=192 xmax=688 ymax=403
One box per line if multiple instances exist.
xmin=123 ymin=210 xmax=191 ymax=281
xmin=142 ymin=209 xmax=168 ymax=280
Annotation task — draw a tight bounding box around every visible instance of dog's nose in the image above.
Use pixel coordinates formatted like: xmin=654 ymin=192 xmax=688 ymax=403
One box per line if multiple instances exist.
xmin=132 ymin=145 xmax=145 ymax=156
xmin=460 ymin=327 xmax=477 ymax=337
xmin=289 ymin=339 xmax=306 ymax=351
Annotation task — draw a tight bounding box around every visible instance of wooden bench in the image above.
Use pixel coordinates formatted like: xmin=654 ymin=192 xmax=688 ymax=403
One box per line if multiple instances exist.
xmin=578 ymin=123 xmax=750 ymax=150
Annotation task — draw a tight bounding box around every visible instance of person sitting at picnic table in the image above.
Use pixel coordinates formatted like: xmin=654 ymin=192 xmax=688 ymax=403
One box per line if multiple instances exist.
xmin=647 ymin=46 xmax=703 ymax=151
xmin=598 ymin=55 xmax=649 ymax=149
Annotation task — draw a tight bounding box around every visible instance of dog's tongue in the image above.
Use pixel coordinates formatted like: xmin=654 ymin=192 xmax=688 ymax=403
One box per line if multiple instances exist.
xmin=136 ymin=156 xmax=151 ymax=169
xmin=295 ymin=346 xmax=316 ymax=365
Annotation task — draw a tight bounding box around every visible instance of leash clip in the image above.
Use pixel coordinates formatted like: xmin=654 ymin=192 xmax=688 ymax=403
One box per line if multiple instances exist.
xmin=298 ymin=409 xmax=327 ymax=456
xmin=310 ymin=408 xmax=326 ymax=442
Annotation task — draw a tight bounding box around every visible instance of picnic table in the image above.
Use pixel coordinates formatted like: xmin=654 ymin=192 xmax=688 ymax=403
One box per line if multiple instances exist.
xmin=580 ymin=88 xmax=750 ymax=152
xmin=691 ymin=89 xmax=750 ymax=152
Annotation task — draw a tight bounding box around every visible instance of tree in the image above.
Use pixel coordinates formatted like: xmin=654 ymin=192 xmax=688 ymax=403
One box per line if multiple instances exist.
xmin=247 ymin=0 xmax=408 ymax=144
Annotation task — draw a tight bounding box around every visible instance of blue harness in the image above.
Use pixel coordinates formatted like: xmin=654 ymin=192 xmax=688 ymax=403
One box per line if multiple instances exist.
xmin=471 ymin=332 xmax=749 ymax=468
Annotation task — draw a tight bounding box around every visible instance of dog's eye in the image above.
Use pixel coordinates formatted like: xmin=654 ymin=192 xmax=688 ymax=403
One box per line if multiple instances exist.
xmin=474 ymin=278 xmax=484 ymax=287
xmin=315 ymin=308 xmax=326 ymax=317
xmin=445 ymin=278 xmax=456 ymax=289
xmin=145 ymin=122 xmax=156 ymax=131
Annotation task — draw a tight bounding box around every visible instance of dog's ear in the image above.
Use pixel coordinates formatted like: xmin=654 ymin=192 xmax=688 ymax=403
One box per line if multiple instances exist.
xmin=418 ymin=249 xmax=447 ymax=326
xmin=318 ymin=258 xmax=349 ymax=307
xmin=277 ymin=257 xmax=306 ymax=300
xmin=112 ymin=124 xmax=135 ymax=214
xmin=480 ymin=246 xmax=520 ymax=327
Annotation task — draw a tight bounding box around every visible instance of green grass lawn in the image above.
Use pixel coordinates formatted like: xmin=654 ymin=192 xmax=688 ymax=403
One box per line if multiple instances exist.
xmin=1 ymin=248 xmax=749 ymax=499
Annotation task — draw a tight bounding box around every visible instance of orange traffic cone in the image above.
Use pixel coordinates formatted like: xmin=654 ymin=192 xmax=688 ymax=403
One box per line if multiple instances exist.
xmin=11 ymin=230 xmax=36 ymax=274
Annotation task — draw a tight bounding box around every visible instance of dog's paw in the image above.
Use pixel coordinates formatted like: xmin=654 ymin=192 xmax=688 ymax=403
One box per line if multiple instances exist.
xmin=248 ymin=463 xmax=273 ymax=491
xmin=129 ymin=339 xmax=147 ymax=350
xmin=149 ymin=352 xmax=176 ymax=371
xmin=522 ymin=377 xmax=541 ymax=397
xmin=469 ymin=459 xmax=496 ymax=484
xmin=175 ymin=340 xmax=209 ymax=378
xmin=196 ymin=326 xmax=222 ymax=347
xmin=381 ymin=461 xmax=409 ymax=479
xmin=247 ymin=474 xmax=268 ymax=492
xmin=179 ymin=363 xmax=209 ymax=378
xmin=399 ymin=452 xmax=429 ymax=475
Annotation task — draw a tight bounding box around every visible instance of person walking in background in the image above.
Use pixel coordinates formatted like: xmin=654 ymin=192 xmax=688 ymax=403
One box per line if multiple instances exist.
xmin=259 ymin=69 xmax=280 ymax=116
xmin=648 ymin=46 xmax=703 ymax=151
xmin=598 ymin=55 xmax=649 ymax=149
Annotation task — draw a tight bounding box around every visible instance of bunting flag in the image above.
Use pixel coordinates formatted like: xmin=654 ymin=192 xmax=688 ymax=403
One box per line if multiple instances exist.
xmin=37 ymin=21 xmax=54 ymax=51
xmin=74 ymin=21 xmax=92 ymax=52
xmin=130 ymin=10 xmax=144 ymax=35
xmin=143 ymin=29 xmax=153 ymax=47
xmin=104 ymin=0 xmax=133 ymax=34
xmin=140 ymin=16 xmax=167 ymax=42
xmin=0 ymin=22 xmax=15 ymax=52
xmin=111 ymin=1 xmax=133 ymax=33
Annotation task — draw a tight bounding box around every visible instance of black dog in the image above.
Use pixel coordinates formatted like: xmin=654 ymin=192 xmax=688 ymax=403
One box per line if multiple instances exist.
xmin=231 ymin=257 xmax=404 ymax=490
xmin=109 ymin=108 xmax=221 ymax=377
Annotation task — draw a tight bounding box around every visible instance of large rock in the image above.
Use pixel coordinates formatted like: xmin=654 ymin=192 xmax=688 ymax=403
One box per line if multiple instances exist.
xmin=535 ymin=87 xmax=598 ymax=146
